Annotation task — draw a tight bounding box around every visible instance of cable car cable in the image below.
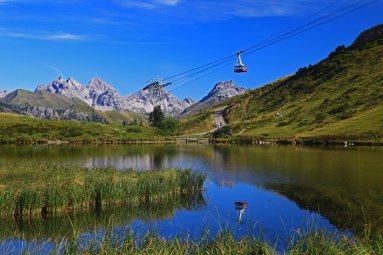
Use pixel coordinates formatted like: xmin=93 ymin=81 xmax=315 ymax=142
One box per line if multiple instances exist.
xmin=170 ymin=62 xmax=233 ymax=92
xmin=167 ymin=56 xmax=236 ymax=86
xmin=241 ymin=0 xmax=348 ymax=53
xmin=244 ymin=0 xmax=378 ymax=55
xmin=168 ymin=0 xmax=377 ymax=91
xmin=163 ymin=55 xmax=236 ymax=81
xmin=163 ymin=0 xmax=352 ymax=84
xmin=163 ymin=0 xmax=378 ymax=89
xmin=244 ymin=0 xmax=378 ymax=56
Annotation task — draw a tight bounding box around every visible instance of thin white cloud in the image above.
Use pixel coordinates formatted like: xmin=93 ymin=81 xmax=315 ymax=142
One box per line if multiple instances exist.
xmin=116 ymin=0 xmax=181 ymax=9
xmin=155 ymin=0 xmax=181 ymax=6
xmin=0 ymin=29 xmax=88 ymax=41
xmin=48 ymin=33 xmax=86 ymax=41
xmin=0 ymin=0 xmax=344 ymax=44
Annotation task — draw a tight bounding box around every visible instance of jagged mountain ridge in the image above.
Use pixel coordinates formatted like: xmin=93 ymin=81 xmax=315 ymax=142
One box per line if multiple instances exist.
xmin=124 ymin=86 xmax=194 ymax=115
xmin=200 ymin=80 xmax=247 ymax=103
xmin=182 ymin=80 xmax=247 ymax=116
xmin=35 ymin=77 xmax=124 ymax=111
xmin=36 ymin=77 xmax=193 ymax=115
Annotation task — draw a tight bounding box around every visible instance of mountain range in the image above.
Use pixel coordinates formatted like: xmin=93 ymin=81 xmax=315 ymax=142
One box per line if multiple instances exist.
xmin=0 ymin=77 xmax=245 ymax=122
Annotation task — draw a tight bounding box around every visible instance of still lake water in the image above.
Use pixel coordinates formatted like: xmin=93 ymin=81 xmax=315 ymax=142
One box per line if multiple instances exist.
xmin=0 ymin=144 xmax=382 ymax=253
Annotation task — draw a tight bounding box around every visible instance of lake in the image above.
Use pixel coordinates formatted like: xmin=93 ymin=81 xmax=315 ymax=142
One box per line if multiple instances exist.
xmin=0 ymin=144 xmax=382 ymax=253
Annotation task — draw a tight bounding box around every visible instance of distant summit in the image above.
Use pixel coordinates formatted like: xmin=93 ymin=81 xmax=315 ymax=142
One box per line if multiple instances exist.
xmin=200 ymin=80 xmax=247 ymax=104
xmin=124 ymin=85 xmax=194 ymax=116
xmin=182 ymin=80 xmax=247 ymax=115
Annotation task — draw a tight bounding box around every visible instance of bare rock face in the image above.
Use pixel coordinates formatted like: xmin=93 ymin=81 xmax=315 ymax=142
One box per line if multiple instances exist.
xmin=182 ymin=80 xmax=247 ymax=115
xmin=22 ymin=106 xmax=61 ymax=120
xmin=19 ymin=106 xmax=106 ymax=122
xmin=0 ymin=90 xmax=10 ymax=98
xmin=123 ymin=86 xmax=194 ymax=115
xmin=200 ymin=80 xmax=247 ymax=104
xmin=87 ymin=77 xmax=124 ymax=111
xmin=39 ymin=77 xmax=90 ymax=102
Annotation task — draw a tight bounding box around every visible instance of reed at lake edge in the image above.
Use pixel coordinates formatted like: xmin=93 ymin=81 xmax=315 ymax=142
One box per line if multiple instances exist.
xmin=0 ymin=160 xmax=205 ymax=219
xmin=11 ymin=228 xmax=382 ymax=255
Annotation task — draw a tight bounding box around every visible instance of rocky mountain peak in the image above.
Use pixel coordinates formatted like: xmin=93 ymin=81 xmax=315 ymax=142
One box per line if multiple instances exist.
xmin=120 ymin=83 xmax=195 ymax=115
xmin=180 ymin=80 xmax=247 ymax=116
xmin=200 ymin=80 xmax=247 ymax=103
xmin=88 ymin=77 xmax=116 ymax=92
xmin=45 ymin=76 xmax=84 ymax=93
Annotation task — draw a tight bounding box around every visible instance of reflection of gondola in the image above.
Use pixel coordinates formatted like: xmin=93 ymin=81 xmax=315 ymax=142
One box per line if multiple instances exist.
xmin=234 ymin=201 xmax=248 ymax=223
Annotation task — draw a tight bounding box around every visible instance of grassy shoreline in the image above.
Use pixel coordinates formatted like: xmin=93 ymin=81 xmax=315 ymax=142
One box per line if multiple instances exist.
xmin=211 ymin=136 xmax=383 ymax=146
xmin=0 ymin=161 xmax=205 ymax=219
xmin=0 ymin=113 xmax=175 ymax=145
xmin=5 ymin=228 xmax=382 ymax=255
xmin=2 ymin=112 xmax=382 ymax=146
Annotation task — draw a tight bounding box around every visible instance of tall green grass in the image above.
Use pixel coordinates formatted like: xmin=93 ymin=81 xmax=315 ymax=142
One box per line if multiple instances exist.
xmin=0 ymin=160 xmax=205 ymax=219
xmin=17 ymin=228 xmax=381 ymax=255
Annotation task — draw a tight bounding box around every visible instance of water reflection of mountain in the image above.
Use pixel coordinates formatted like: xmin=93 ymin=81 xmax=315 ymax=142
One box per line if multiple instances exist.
xmin=0 ymin=193 xmax=206 ymax=240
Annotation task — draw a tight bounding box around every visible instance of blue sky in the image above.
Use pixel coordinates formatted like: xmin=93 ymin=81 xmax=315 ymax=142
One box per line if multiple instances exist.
xmin=0 ymin=0 xmax=382 ymax=100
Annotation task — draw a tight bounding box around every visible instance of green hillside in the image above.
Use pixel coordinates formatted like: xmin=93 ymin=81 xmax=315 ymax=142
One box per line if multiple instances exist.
xmin=0 ymin=101 xmax=21 ymax=113
xmin=2 ymin=89 xmax=78 ymax=110
xmin=101 ymin=110 xmax=148 ymax=125
xmin=0 ymin=90 xmax=149 ymax=125
xmin=0 ymin=113 xmax=167 ymax=144
xmin=180 ymin=24 xmax=383 ymax=144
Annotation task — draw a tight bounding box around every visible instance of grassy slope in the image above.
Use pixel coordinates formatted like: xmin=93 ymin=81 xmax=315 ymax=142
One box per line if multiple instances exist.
xmin=100 ymin=110 xmax=148 ymax=125
xmin=180 ymin=30 xmax=383 ymax=143
xmin=2 ymin=90 xmax=77 ymax=110
xmin=0 ymin=89 xmax=150 ymax=124
xmin=178 ymin=110 xmax=216 ymax=135
xmin=0 ymin=113 xmax=167 ymax=143
xmin=1 ymin=89 xmax=99 ymax=117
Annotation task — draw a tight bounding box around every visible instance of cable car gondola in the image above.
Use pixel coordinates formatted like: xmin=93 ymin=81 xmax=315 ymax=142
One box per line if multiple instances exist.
xmin=234 ymin=51 xmax=247 ymax=73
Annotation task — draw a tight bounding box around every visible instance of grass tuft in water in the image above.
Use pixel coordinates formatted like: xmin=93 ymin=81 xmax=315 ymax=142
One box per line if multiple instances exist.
xmin=0 ymin=160 xmax=206 ymax=219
